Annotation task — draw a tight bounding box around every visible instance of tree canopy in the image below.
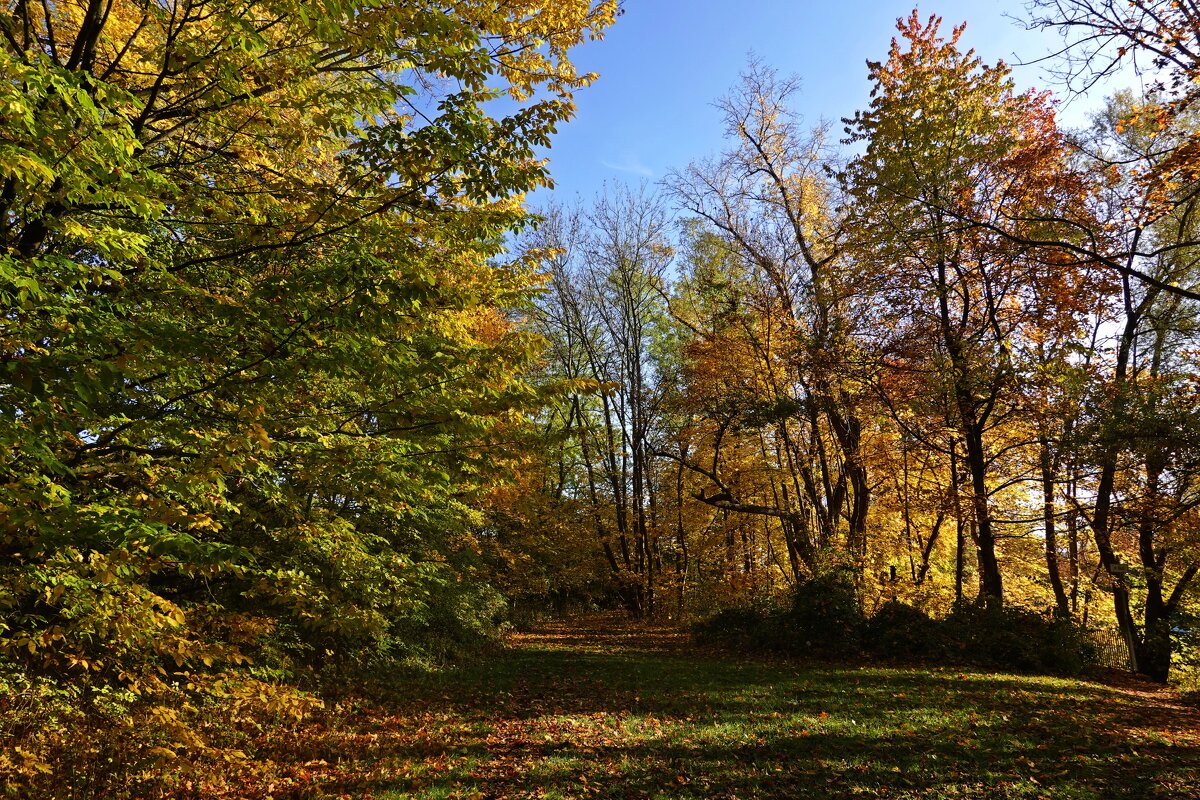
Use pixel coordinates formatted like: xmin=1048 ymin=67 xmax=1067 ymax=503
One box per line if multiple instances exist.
xmin=0 ymin=0 xmax=618 ymax=791
xmin=4 ymin=3 xmax=1200 ymax=797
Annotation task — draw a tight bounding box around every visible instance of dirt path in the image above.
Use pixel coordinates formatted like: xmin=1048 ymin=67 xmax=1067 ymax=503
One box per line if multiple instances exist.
xmin=506 ymin=611 xmax=691 ymax=655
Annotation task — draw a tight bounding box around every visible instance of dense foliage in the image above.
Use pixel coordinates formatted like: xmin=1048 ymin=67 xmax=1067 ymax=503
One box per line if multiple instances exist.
xmin=694 ymin=591 xmax=1094 ymax=677
xmin=0 ymin=0 xmax=617 ymax=794
xmin=4 ymin=1 xmax=1200 ymax=796
xmin=522 ymin=10 xmax=1200 ymax=688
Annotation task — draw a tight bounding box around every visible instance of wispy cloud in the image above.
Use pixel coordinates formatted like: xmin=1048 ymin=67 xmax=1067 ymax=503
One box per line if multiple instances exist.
xmin=600 ymin=156 xmax=654 ymax=178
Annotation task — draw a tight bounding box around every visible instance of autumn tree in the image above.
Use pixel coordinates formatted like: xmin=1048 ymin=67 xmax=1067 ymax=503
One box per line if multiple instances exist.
xmin=843 ymin=12 xmax=1104 ymax=609
xmin=530 ymin=187 xmax=674 ymax=618
xmin=666 ymin=222 xmax=815 ymax=599
xmin=0 ymin=0 xmax=618 ymax=787
xmin=1059 ymin=94 xmax=1200 ymax=680
xmin=665 ymin=62 xmax=874 ymax=582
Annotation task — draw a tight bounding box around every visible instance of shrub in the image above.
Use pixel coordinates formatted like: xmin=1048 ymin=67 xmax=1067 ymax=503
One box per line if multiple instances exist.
xmin=943 ymin=604 xmax=1091 ymax=676
xmin=1169 ymin=611 xmax=1200 ymax=690
xmin=864 ymin=600 xmax=949 ymax=661
xmin=383 ymin=580 xmax=509 ymax=670
xmin=694 ymin=594 xmax=1095 ymax=677
xmin=782 ymin=573 xmax=865 ymax=656
xmin=693 ymin=573 xmax=865 ymax=657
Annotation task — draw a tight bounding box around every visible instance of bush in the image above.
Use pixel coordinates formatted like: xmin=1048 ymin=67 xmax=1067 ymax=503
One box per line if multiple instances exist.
xmin=692 ymin=607 xmax=770 ymax=649
xmin=1169 ymin=612 xmax=1200 ymax=690
xmin=943 ymin=604 xmax=1091 ymax=676
xmin=693 ymin=573 xmax=865 ymax=657
xmin=865 ymin=601 xmax=949 ymax=661
xmin=694 ymin=594 xmax=1094 ymax=677
xmin=384 ymin=580 xmax=509 ymax=669
xmin=782 ymin=573 xmax=865 ymax=656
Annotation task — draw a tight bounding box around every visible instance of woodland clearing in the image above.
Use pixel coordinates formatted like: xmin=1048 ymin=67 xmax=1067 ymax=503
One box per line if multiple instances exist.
xmin=186 ymin=613 xmax=1200 ymax=800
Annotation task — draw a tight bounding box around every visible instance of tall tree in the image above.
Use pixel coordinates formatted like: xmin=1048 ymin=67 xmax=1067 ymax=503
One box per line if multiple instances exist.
xmin=0 ymin=0 xmax=618 ymax=773
xmin=666 ymin=62 xmax=874 ymax=578
xmin=1067 ymin=94 xmax=1200 ymax=680
xmin=843 ymin=12 xmax=1100 ymax=608
xmin=532 ymin=188 xmax=673 ymax=618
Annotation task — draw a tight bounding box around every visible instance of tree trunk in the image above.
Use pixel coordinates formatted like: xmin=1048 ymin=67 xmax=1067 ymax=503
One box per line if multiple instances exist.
xmin=951 ymin=441 xmax=964 ymax=604
xmin=962 ymin=422 xmax=1003 ymax=607
xmin=1068 ymin=475 xmax=1080 ymax=615
xmin=1040 ymin=440 xmax=1071 ymax=617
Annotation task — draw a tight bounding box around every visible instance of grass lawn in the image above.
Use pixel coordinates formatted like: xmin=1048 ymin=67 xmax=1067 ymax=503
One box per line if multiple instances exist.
xmin=246 ymin=615 xmax=1200 ymax=799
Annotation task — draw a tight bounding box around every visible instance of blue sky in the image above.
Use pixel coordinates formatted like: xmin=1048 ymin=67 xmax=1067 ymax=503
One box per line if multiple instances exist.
xmin=536 ymin=1 xmax=1134 ymax=203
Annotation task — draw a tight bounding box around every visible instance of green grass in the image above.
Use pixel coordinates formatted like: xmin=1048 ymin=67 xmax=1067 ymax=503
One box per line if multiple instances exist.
xmin=266 ymin=618 xmax=1200 ymax=799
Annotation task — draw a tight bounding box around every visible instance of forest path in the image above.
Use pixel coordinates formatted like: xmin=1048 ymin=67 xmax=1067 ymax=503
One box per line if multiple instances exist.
xmin=506 ymin=610 xmax=692 ymax=655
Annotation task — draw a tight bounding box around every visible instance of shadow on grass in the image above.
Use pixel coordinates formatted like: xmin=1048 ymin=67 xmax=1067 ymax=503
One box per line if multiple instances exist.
xmin=269 ymin=620 xmax=1200 ymax=800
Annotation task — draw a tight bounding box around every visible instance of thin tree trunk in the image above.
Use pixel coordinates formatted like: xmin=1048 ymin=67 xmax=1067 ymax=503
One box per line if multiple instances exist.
xmin=1040 ymin=440 xmax=1070 ymax=617
xmin=951 ymin=440 xmax=964 ymax=605
xmin=962 ymin=422 xmax=1003 ymax=607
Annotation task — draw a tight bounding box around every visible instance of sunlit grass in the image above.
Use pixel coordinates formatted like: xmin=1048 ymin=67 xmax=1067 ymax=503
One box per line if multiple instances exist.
xmin=336 ymin=627 xmax=1200 ymax=800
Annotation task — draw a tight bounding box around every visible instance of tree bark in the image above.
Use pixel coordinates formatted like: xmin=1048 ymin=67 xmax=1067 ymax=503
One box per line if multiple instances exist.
xmin=1040 ymin=440 xmax=1071 ymax=617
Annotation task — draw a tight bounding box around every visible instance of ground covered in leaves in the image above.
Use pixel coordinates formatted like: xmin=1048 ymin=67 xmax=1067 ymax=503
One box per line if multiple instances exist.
xmin=175 ymin=614 xmax=1200 ymax=799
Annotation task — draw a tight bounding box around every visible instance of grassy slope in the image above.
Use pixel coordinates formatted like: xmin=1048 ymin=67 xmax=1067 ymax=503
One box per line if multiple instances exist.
xmin=244 ymin=615 xmax=1200 ymax=800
